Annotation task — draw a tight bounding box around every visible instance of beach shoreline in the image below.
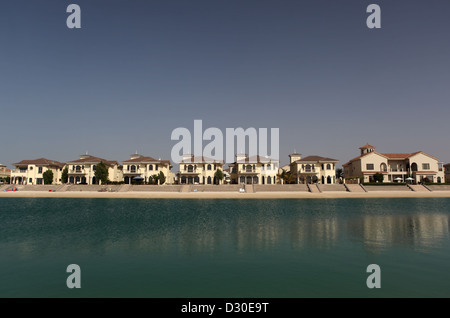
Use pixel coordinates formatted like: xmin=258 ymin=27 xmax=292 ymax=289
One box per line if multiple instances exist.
xmin=2 ymin=191 xmax=450 ymax=199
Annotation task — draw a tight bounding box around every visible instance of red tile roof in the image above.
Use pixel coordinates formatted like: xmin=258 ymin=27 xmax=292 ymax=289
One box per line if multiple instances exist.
xmin=235 ymin=155 xmax=279 ymax=163
xmin=122 ymin=155 xmax=171 ymax=166
xmin=293 ymin=155 xmax=338 ymax=163
xmin=180 ymin=155 xmax=224 ymax=164
xmin=66 ymin=155 xmax=118 ymax=166
xmin=359 ymin=144 xmax=376 ymax=149
xmin=13 ymin=158 xmax=65 ymax=168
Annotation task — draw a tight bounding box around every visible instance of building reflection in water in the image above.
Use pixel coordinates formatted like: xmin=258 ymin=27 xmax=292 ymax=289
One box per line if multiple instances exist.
xmin=2 ymin=201 xmax=450 ymax=257
xmin=347 ymin=213 xmax=450 ymax=254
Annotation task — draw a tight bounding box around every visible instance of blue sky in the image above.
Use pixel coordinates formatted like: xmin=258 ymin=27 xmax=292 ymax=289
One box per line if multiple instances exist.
xmin=1 ymin=0 xmax=449 ymax=168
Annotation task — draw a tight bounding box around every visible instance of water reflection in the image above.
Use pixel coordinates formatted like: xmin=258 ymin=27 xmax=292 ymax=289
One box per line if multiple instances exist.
xmin=347 ymin=213 xmax=450 ymax=253
xmin=0 ymin=199 xmax=449 ymax=257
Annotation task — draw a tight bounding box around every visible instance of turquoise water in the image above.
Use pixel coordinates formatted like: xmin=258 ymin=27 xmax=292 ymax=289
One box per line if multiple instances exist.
xmin=0 ymin=198 xmax=449 ymax=297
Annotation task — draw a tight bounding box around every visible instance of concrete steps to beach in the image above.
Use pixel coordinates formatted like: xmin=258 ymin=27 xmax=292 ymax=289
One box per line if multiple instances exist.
xmin=130 ymin=185 xmax=182 ymax=192
xmin=320 ymin=184 xmax=347 ymax=192
xmin=307 ymin=184 xmax=321 ymax=193
xmin=253 ymin=184 xmax=309 ymax=192
xmin=118 ymin=184 xmax=132 ymax=192
xmin=408 ymin=184 xmax=431 ymax=192
xmin=345 ymin=184 xmax=366 ymax=192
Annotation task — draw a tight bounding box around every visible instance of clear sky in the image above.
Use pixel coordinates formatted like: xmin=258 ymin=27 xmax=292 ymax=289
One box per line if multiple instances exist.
xmin=1 ymin=0 xmax=449 ymax=169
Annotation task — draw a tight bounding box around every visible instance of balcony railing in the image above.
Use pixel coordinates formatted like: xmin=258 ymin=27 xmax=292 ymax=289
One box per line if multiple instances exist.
xmin=301 ymin=169 xmax=316 ymax=173
xmin=12 ymin=169 xmax=27 ymax=174
xmin=241 ymin=169 xmax=256 ymax=173
xmin=70 ymin=169 xmax=85 ymax=173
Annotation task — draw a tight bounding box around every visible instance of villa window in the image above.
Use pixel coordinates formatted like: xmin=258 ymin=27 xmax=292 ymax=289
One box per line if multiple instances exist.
xmin=149 ymin=165 xmax=153 ymax=171
xmin=267 ymin=164 xmax=271 ymax=170
xmin=155 ymin=165 xmax=158 ymax=171
xmin=127 ymin=165 xmax=130 ymax=171
xmin=131 ymin=165 xmax=136 ymax=173
xmin=326 ymin=164 xmax=331 ymax=170
xmin=76 ymin=166 xmax=82 ymax=173
xmin=93 ymin=165 xmax=96 ymax=171
xmin=366 ymin=164 xmax=374 ymax=171
xmin=207 ymin=164 xmax=212 ymax=170
xmin=188 ymin=165 xmax=194 ymax=173
xmin=184 ymin=165 xmax=187 ymax=171
xmin=30 ymin=166 xmax=33 ymax=170
xmin=422 ymin=163 xmax=430 ymax=170
xmin=214 ymin=164 xmax=216 ymax=170
xmin=321 ymin=164 xmax=324 ymax=170
xmin=38 ymin=167 xmax=43 ymax=174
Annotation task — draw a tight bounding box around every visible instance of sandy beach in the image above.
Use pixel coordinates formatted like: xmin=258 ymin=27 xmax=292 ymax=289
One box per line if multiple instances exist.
xmin=2 ymin=190 xmax=450 ymax=199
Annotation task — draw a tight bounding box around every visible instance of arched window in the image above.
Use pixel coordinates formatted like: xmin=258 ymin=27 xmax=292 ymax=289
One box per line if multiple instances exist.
xmin=207 ymin=164 xmax=212 ymax=170
xmin=321 ymin=164 xmax=324 ymax=170
xmin=76 ymin=165 xmax=81 ymax=173
xmin=326 ymin=164 xmax=331 ymax=170
xmin=130 ymin=165 xmax=136 ymax=173
xmin=149 ymin=165 xmax=153 ymax=170
xmin=327 ymin=176 xmax=332 ymax=184
xmin=321 ymin=176 xmax=325 ymax=184
xmin=207 ymin=176 xmax=212 ymax=184
xmin=305 ymin=164 xmax=311 ymax=172
xmin=188 ymin=165 xmax=194 ymax=172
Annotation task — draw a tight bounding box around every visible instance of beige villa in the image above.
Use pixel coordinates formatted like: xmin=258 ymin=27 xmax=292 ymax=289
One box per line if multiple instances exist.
xmin=229 ymin=154 xmax=280 ymax=185
xmin=121 ymin=153 xmax=174 ymax=184
xmin=289 ymin=153 xmax=339 ymax=184
xmin=444 ymin=163 xmax=450 ymax=183
xmin=343 ymin=144 xmax=445 ymax=183
xmin=177 ymin=154 xmax=224 ymax=184
xmin=65 ymin=154 xmax=122 ymax=184
xmin=0 ymin=162 xmax=11 ymax=181
xmin=11 ymin=158 xmax=65 ymax=185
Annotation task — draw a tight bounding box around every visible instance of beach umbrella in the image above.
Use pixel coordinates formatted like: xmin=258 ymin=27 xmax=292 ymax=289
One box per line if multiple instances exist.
xmin=133 ymin=176 xmax=144 ymax=180
xmin=394 ymin=177 xmax=403 ymax=181
xmin=406 ymin=177 xmax=414 ymax=180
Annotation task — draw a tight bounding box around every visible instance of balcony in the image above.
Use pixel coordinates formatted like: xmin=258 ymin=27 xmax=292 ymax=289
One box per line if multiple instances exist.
xmin=180 ymin=168 xmax=200 ymax=174
xmin=299 ymin=169 xmax=316 ymax=173
xmin=124 ymin=169 xmax=141 ymax=175
xmin=240 ymin=168 xmax=257 ymax=174
xmin=12 ymin=169 xmax=27 ymax=174
xmin=68 ymin=169 xmax=86 ymax=175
